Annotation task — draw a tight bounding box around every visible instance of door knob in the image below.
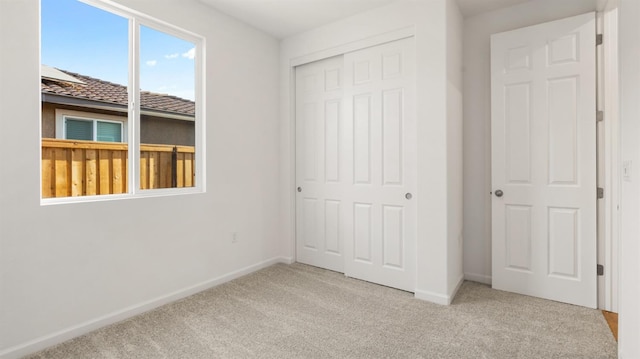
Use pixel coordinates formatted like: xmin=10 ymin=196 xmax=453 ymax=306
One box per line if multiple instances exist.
xmin=297 ymin=187 xmax=302 ymax=193
xmin=495 ymin=189 xmax=504 ymax=197
xmin=405 ymin=193 xmax=412 ymax=200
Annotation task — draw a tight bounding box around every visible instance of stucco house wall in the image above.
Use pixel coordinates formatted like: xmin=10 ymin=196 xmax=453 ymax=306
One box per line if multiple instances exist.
xmin=42 ymin=103 xmax=195 ymax=146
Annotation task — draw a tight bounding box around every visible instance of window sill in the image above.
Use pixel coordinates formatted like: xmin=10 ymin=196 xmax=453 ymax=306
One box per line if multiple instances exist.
xmin=40 ymin=186 xmax=205 ymax=206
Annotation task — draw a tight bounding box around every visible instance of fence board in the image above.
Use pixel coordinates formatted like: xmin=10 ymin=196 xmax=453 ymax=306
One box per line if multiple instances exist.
xmin=176 ymin=153 xmax=185 ymax=188
xmin=140 ymin=153 xmax=148 ymax=190
xmin=99 ymin=149 xmax=111 ymax=195
xmin=85 ymin=149 xmax=97 ymax=196
xmin=149 ymin=151 xmax=158 ymax=189
xmin=42 ymin=148 xmax=53 ymax=198
xmin=159 ymin=152 xmax=172 ymax=188
xmin=71 ymin=149 xmax=84 ymax=196
xmin=112 ymin=151 xmax=125 ymax=194
xmin=54 ymin=149 xmax=69 ymax=197
xmin=184 ymin=153 xmax=193 ymax=187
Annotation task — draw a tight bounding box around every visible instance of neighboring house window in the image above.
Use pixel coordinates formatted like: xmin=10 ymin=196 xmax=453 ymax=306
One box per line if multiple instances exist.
xmin=65 ymin=117 xmax=122 ymax=142
xmin=54 ymin=109 xmax=129 ymax=143
xmin=41 ymin=0 xmax=204 ymax=202
xmin=64 ymin=117 xmax=123 ymax=142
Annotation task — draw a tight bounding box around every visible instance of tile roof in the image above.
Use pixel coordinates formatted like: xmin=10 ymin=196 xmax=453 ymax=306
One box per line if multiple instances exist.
xmin=41 ymin=68 xmax=195 ymax=117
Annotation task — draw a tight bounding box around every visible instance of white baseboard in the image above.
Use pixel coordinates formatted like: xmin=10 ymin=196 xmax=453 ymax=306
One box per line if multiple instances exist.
xmin=0 ymin=256 xmax=292 ymax=359
xmin=414 ymin=275 xmax=464 ymax=305
xmin=464 ymin=272 xmax=492 ymax=285
xmin=414 ymin=289 xmax=449 ymax=305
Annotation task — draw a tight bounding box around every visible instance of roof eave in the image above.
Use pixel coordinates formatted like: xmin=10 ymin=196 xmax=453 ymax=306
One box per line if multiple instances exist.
xmin=42 ymin=93 xmax=195 ymax=122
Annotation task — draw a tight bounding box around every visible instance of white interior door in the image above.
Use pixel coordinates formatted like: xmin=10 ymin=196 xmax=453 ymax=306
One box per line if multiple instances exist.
xmin=491 ymin=13 xmax=597 ymax=308
xmin=295 ymin=55 xmax=345 ymax=273
xmin=342 ymin=38 xmax=416 ymax=292
xmin=295 ymin=38 xmax=416 ymax=292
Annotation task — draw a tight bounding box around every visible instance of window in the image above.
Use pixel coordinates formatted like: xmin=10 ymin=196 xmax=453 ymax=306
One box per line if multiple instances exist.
xmin=54 ymin=109 xmax=129 ymax=143
xmin=64 ymin=117 xmax=123 ymax=143
xmin=41 ymin=0 xmax=204 ymax=201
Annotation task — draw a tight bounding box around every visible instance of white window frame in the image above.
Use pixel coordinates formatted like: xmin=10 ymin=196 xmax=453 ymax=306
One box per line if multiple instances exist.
xmin=55 ymin=109 xmax=128 ymax=142
xmin=41 ymin=0 xmax=206 ymax=205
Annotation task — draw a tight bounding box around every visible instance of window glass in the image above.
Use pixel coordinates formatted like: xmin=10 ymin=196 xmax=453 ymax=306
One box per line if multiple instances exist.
xmin=41 ymin=0 xmax=129 ymax=198
xmin=41 ymin=0 xmax=128 ymax=86
xmin=139 ymin=25 xmax=196 ymax=190
xmin=65 ymin=118 xmax=93 ymax=141
xmin=97 ymin=121 xmax=122 ymax=142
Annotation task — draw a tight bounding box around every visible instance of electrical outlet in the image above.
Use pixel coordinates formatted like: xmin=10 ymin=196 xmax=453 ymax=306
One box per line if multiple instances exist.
xmin=623 ymin=160 xmax=632 ymax=181
xmin=231 ymin=232 xmax=238 ymax=243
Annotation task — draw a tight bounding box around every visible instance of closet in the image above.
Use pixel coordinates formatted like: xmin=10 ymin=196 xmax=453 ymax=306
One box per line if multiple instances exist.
xmin=295 ymin=37 xmax=416 ymax=292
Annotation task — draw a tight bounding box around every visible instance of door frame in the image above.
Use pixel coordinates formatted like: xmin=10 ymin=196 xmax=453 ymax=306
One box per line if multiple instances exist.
xmin=597 ymin=5 xmax=620 ymax=312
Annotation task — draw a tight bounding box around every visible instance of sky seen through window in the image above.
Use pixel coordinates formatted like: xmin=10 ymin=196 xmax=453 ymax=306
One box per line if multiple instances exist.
xmin=41 ymin=0 xmax=196 ymax=101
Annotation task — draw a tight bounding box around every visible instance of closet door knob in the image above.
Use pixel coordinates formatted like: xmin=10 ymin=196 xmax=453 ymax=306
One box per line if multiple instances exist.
xmin=495 ymin=190 xmax=504 ymax=197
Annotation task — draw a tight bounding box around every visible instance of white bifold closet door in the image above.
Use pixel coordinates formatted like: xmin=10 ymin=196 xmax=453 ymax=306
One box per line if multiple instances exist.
xmin=295 ymin=55 xmax=346 ymax=273
xmin=295 ymin=37 xmax=416 ymax=292
xmin=491 ymin=13 xmax=597 ymax=308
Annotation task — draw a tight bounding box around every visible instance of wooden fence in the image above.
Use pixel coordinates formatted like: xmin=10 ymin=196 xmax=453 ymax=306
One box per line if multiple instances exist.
xmin=42 ymin=139 xmax=195 ymax=198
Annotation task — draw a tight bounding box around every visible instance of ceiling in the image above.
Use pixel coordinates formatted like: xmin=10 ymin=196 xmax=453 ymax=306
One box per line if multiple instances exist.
xmin=197 ymin=0 xmax=537 ymax=39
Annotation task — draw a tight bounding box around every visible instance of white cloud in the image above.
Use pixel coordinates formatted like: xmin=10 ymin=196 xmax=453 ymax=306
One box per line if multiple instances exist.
xmin=164 ymin=53 xmax=179 ymax=59
xmin=146 ymin=60 xmax=157 ymax=66
xmin=182 ymin=47 xmax=195 ymax=60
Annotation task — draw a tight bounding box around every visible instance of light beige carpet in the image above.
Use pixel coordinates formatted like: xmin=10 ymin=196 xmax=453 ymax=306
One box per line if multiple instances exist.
xmin=27 ymin=263 xmax=617 ymax=358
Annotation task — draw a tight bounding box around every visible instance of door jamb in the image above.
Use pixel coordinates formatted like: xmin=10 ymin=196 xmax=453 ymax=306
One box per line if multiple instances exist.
xmin=597 ymin=5 xmax=620 ymax=312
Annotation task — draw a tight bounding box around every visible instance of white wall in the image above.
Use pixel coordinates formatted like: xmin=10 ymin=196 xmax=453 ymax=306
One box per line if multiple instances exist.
xmin=280 ymin=0 xmax=464 ymax=304
xmin=0 ymin=0 xmax=282 ymax=357
xmin=618 ymin=0 xmax=640 ymax=356
xmin=462 ymin=0 xmax=598 ymax=284
xmin=446 ymin=0 xmax=464 ymax=296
